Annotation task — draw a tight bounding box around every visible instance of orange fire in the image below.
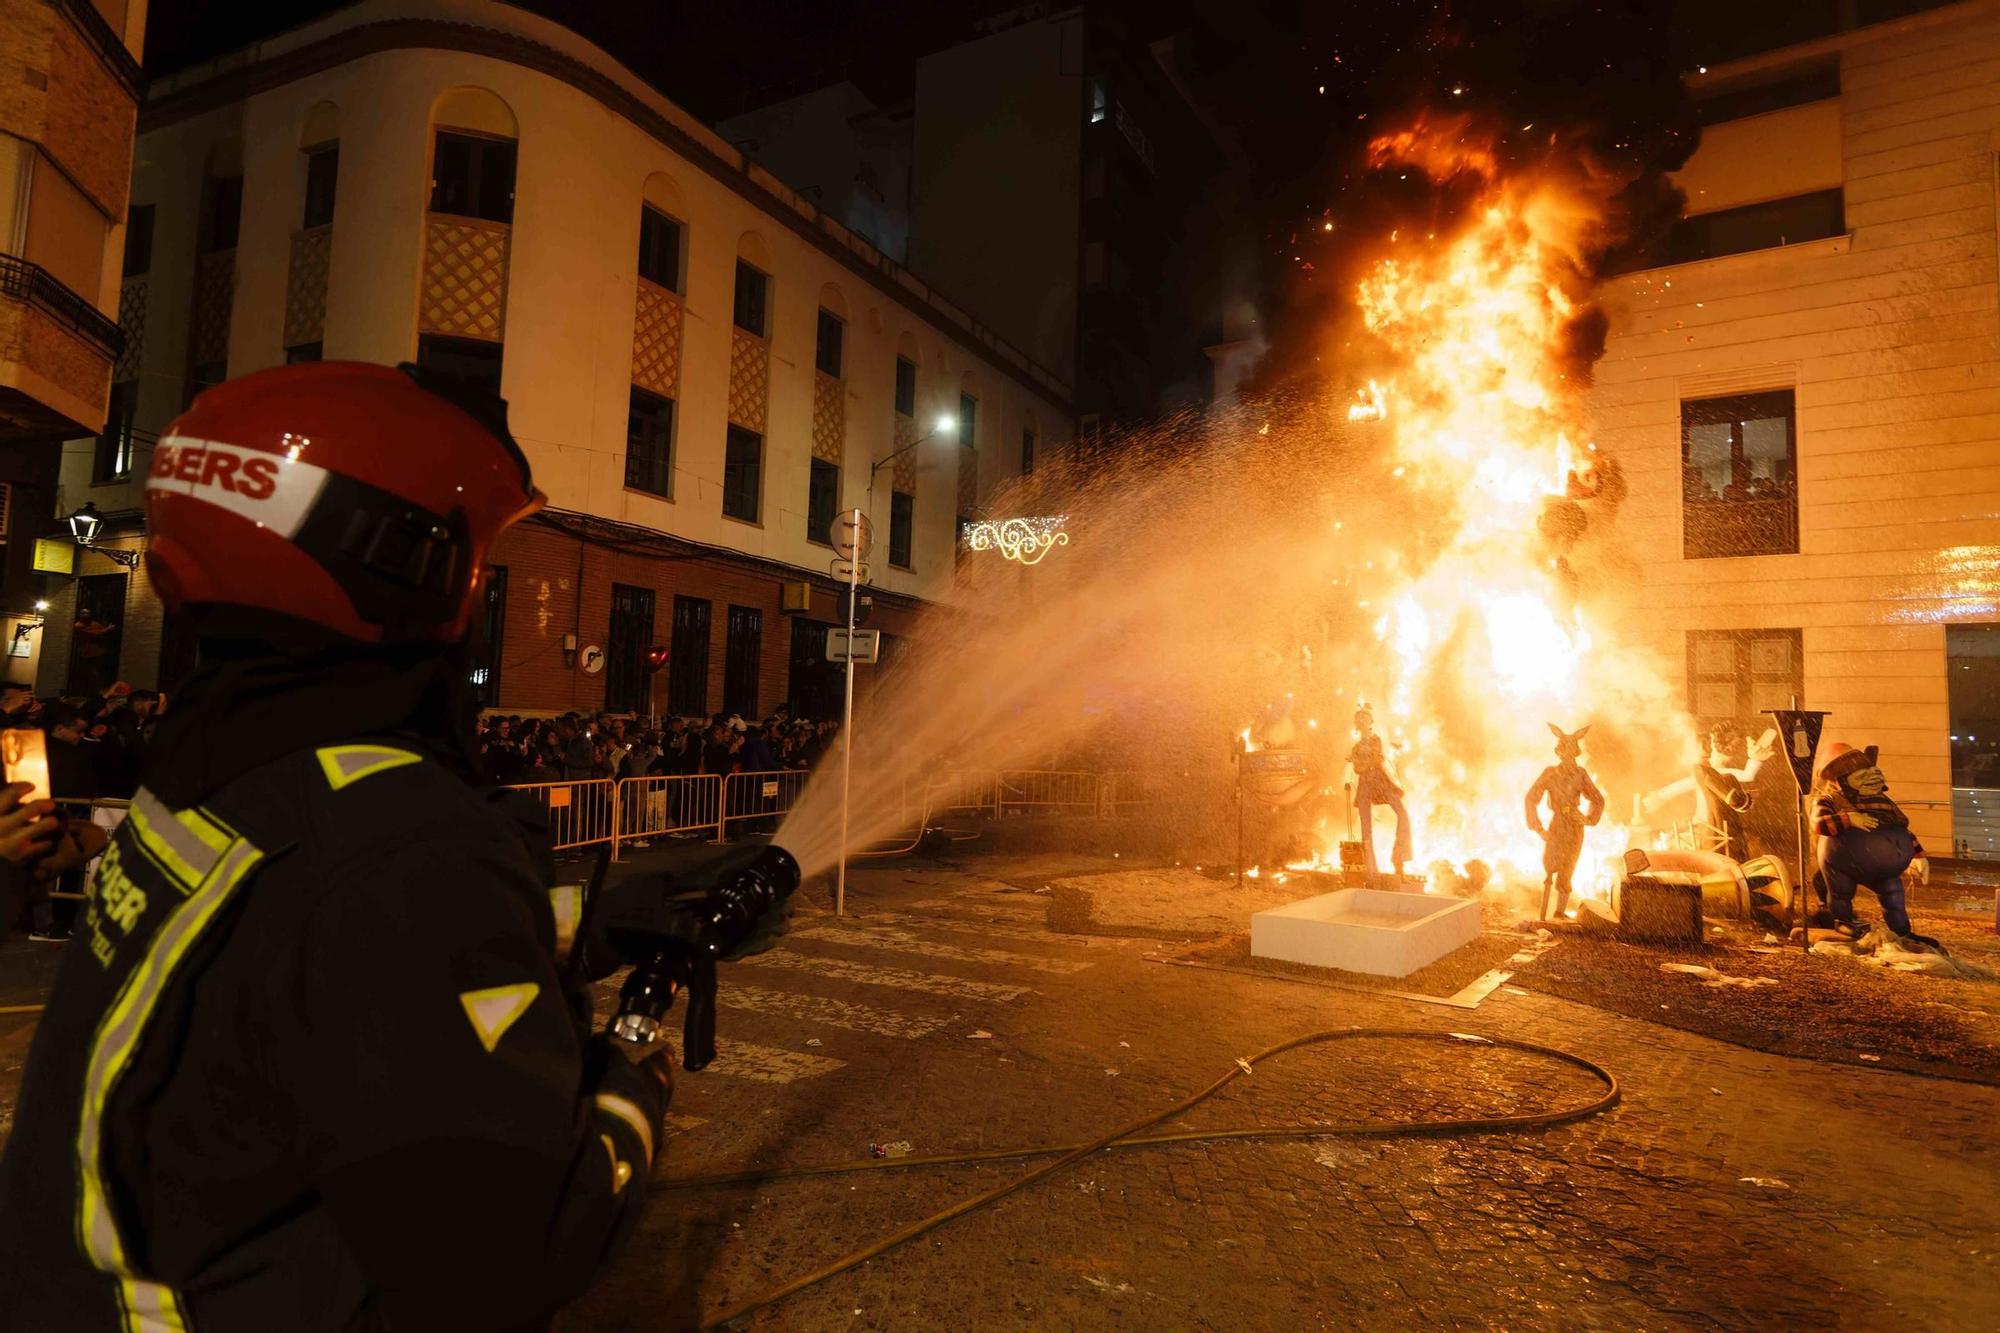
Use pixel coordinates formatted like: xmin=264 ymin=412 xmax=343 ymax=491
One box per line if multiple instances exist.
xmin=1302 ymin=116 xmax=1691 ymax=904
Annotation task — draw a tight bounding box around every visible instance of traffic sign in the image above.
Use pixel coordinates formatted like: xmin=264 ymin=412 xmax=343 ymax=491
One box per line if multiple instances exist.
xmin=831 ymin=559 xmax=870 ymax=582
xmin=832 ymin=508 xmax=873 ymax=561
xmin=826 ymin=628 xmax=880 ymax=664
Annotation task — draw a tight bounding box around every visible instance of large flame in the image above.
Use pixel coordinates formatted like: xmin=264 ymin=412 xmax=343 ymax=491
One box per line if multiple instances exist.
xmin=1299 ymin=117 xmax=1691 ymax=902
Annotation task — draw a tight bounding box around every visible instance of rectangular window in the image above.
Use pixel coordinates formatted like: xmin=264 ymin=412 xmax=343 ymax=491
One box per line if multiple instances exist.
xmin=470 ymin=565 xmax=507 ymax=707
xmin=956 ymin=513 xmax=971 ymax=566
xmin=637 ymin=205 xmax=682 ymax=290
xmin=890 ymin=490 xmax=914 ymax=569
xmin=430 ymin=131 xmax=517 ymax=223
xmin=1693 ymin=62 xmax=1839 ymax=125
xmin=605 ymin=582 xmax=656 ymax=715
xmin=723 ymin=425 xmax=762 ymax=522
xmin=894 ymin=356 xmax=916 ymax=417
xmin=1687 ymin=629 xmax=1802 ymax=732
xmin=1666 ymin=190 xmax=1844 ymax=265
xmin=201 ymin=176 xmax=242 ymax=253
xmin=669 ymin=595 xmax=711 ymax=717
xmin=958 ymin=392 xmax=977 ymax=448
xmin=1021 ymin=424 xmax=1036 ymax=476
xmin=1682 ymin=390 xmax=1798 ymax=559
xmin=808 ymin=458 xmax=839 ymax=545
xmin=286 ymin=341 xmax=323 ymax=364
xmin=1948 ymin=627 xmax=2000 ymax=827
xmin=417 ymin=334 xmax=504 ymax=394
xmin=816 ymin=308 xmax=843 ymax=377
xmin=788 ymin=619 xmax=842 ymax=724
xmin=724 ymin=605 xmax=763 ymax=720
xmin=733 ymin=260 xmax=768 ymax=336
xmin=302 ymin=144 xmax=339 ymax=229
xmin=122 ymin=204 xmax=153 ymax=277
xmin=626 ymin=386 xmax=674 ymax=497
xmin=93 ymin=380 xmax=137 ymax=483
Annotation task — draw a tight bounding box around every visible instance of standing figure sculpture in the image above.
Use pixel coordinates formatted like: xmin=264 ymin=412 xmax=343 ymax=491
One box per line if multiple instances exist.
xmin=1525 ymin=723 xmax=1606 ymax=919
xmin=1348 ymin=706 xmax=1411 ymax=878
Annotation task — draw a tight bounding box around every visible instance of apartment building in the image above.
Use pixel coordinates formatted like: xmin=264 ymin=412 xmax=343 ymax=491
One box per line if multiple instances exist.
xmin=0 ymin=0 xmax=147 ymax=684
xmin=1589 ymin=0 xmax=2000 ymax=856
xmin=37 ymin=0 xmax=1073 ymax=719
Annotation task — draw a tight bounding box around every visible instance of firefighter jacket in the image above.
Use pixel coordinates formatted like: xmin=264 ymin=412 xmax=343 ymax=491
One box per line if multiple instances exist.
xmin=0 ymin=738 xmax=667 ymax=1332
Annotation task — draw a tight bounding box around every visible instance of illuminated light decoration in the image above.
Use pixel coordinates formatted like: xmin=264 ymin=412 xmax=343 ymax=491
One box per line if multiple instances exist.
xmin=962 ymin=515 xmax=1069 ymax=566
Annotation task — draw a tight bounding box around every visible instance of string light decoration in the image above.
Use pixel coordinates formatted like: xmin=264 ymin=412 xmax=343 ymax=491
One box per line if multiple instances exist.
xmin=962 ymin=515 xmax=1070 ymax=565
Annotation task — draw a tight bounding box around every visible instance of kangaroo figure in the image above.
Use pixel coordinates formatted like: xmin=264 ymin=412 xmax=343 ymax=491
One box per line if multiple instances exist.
xmin=1525 ymin=724 xmax=1606 ymax=919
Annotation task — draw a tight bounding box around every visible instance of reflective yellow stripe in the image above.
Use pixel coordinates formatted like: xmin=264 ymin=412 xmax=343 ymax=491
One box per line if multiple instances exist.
xmin=124 ymin=791 xmax=226 ymax=889
xmin=548 ymin=885 xmax=582 ymax=962
xmin=593 ymin=1092 xmax=656 ymax=1164
xmin=599 ymin=1133 xmax=632 ymax=1194
xmin=316 ymin=745 xmax=422 ymax=791
xmin=120 ymin=1277 xmax=188 ymax=1332
xmin=76 ymin=836 xmax=264 ymax=1289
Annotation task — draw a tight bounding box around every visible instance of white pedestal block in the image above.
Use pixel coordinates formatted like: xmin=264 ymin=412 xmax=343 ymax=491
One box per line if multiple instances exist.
xmin=1250 ymin=889 xmax=1481 ymax=978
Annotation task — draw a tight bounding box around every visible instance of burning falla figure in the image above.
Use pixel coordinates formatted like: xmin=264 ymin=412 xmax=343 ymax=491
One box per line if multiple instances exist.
xmin=1348 ymin=706 xmax=1411 ymax=877
xmin=1524 ymin=724 xmax=1605 ymax=918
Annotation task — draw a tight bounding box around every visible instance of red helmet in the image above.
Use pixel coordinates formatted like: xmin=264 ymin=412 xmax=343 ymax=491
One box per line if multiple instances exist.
xmin=145 ymin=361 xmax=544 ymax=643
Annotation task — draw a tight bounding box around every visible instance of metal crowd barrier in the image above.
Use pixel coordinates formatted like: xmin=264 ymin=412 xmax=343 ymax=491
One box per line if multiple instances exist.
xmin=613 ymin=774 xmax=724 ymax=853
xmin=996 ymin=770 xmax=1101 ymax=816
xmin=506 ymin=778 xmax=618 ymax=852
xmin=718 ymin=769 xmax=813 ymax=841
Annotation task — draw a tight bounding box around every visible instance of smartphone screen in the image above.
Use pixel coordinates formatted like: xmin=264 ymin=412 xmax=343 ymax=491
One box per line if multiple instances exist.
xmin=1 ymin=728 xmax=51 ymax=804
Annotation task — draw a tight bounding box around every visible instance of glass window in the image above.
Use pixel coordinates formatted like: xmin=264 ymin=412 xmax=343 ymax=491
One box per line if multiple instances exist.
xmin=1666 ymin=191 xmax=1844 ymax=265
xmin=669 ymin=595 xmax=711 ymax=717
xmin=723 ymin=425 xmax=762 ymax=522
xmin=121 ymin=205 xmax=153 ymax=277
xmin=626 ymin=386 xmax=674 ymax=497
xmin=302 ymin=144 xmax=339 ymax=229
xmin=816 ymin=308 xmax=843 ymax=378
xmin=958 ymin=392 xmax=977 ymax=447
xmin=894 ymin=356 xmax=916 ymax=416
xmin=201 ymin=176 xmax=242 ymax=253
xmin=733 ymin=260 xmax=768 ymax=336
xmin=638 ymin=205 xmax=682 ymax=290
xmin=890 ymin=490 xmax=914 ymax=569
xmin=93 ymin=381 xmax=137 ymax=483
xmin=724 ymin=605 xmax=763 ymax=720
xmin=285 ymin=341 xmax=323 ymax=364
xmin=1681 ymin=390 xmax=1798 ymax=559
xmin=605 ymin=583 xmax=656 ymax=715
xmin=808 ymin=458 xmax=839 ymax=544
xmin=1021 ymin=424 xmax=1036 ymax=476
xmin=430 ymin=131 xmax=516 ymax=223
xmin=417 ymin=334 xmax=503 ymax=393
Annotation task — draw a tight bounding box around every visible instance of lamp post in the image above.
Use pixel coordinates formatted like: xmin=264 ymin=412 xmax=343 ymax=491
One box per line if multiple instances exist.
xmin=867 ymin=415 xmax=957 ymax=496
xmin=64 ymin=503 xmax=140 ymax=568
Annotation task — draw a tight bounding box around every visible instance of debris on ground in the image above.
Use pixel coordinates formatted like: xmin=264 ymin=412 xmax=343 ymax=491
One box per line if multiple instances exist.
xmin=868 ymin=1141 xmax=912 ymax=1159
xmin=967 ymin=1030 xmax=993 ymax=1039
xmin=1810 ymin=927 xmax=1998 ymax=981
xmin=1739 ymin=1177 xmax=1790 ymax=1189
xmin=1660 ymin=962 xmax=1780 ymax=989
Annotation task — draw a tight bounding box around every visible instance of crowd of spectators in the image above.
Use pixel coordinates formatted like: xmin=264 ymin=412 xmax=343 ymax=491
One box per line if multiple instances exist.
xmin=476 ymin=708 xmax=839 ymax=787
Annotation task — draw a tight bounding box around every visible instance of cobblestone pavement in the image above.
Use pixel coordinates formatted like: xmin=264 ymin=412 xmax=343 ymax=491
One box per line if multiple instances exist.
xmin=5 ymin=857 xmax=1997 ymax=1331
xmin=557 ymin=859 xmax=2000 ymax=1331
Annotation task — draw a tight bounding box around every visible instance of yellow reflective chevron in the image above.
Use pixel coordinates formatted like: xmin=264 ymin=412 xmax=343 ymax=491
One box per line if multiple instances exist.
xmin=123 ymin=790 xmax=230 ymax=889
xmin=118 ymin=1277 xmax=189 ymax=1332
xmin=317 ymin=744 xmax=422 ymax=791
xmin=75 ymin=833 xmax=265 ymax=1317
xmin=549 ymin=885 xmax=583 ymax=963
xmin=459 ymin=983 xmax=540 ymax=1052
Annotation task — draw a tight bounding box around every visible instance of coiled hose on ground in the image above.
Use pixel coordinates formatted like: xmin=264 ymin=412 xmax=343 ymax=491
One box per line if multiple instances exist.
xmin=658 ymin=1028 xmax=1621 ymax=1328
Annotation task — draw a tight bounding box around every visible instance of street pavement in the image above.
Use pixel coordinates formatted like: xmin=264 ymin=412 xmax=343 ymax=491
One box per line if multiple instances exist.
xmin=5 ymin=854 xmax=1997 ymax=1330
xmin=561 ymin=856 xmax=2000 ymax=1331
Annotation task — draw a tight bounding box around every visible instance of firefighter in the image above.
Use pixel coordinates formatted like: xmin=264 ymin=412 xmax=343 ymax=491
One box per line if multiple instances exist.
xmin=0 ymin=362 xmax=670 ymax=1331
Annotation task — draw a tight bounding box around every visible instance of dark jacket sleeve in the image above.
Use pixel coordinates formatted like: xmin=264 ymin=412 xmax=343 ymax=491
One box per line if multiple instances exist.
xmin=285 ymin=838 xmax=667 ymax=1330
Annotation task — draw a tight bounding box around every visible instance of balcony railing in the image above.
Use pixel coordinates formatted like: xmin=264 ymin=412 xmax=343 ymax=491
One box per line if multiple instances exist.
xmin=0 ymin=253 xmax=124 ymax=360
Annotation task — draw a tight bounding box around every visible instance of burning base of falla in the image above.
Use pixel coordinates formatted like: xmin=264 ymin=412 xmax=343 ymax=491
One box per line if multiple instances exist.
xmin=1249 ymin=117 xmax=1691 ymax=913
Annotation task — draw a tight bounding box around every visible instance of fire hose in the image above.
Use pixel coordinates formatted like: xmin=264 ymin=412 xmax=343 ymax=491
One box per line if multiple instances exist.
xmin=659 ymin=1028 xmax=1621 ymax=1329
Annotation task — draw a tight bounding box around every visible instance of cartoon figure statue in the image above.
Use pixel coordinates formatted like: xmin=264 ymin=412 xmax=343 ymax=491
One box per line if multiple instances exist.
xmin=1525 ymin=724 xmax=1605 ymax=919
xmin=1811 ymin=742 xmax=1930 ymax=938
xmin=1347 ymin=705 xmax=1410 ymax=878
xmin=1693 ymin=729 xmax=1776 ymax=860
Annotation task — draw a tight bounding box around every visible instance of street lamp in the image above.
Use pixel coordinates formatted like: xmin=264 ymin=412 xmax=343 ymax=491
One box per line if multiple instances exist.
xmin=64 ymin=502 xmax=141 ymax=568
xmin=868 ymin=413 xmax=957 ymax=490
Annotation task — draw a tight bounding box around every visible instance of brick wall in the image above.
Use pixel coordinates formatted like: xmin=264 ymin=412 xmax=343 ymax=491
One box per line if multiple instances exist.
xmin=489 ymin=521 xmax=923 ymax=719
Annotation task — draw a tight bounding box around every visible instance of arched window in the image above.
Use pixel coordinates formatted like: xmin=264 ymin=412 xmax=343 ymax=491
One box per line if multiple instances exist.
xmin=429 ymin=87 xmax=518 ymax=223
xmin=417 ymin=87 xmax=518 ymax=389
xmin=638 ymin=171 xmax=687 ymax=293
